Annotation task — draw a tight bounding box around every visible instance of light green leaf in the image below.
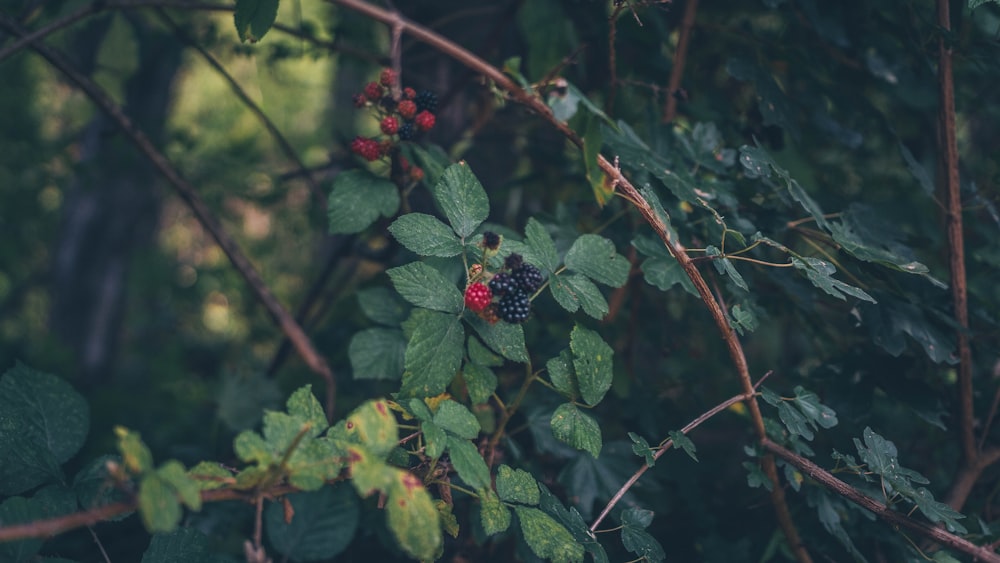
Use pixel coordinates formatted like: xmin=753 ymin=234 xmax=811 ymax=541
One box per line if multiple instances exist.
xmin=497 ymin=465 xmax=540 ymax=505
xmin=156 ymin=461 xmax=201 ymax=511
xmin=116 ymin=426 xmax=154 ymax=474
xmin=550 ymin=274 xmax=609 ymax=319
xmin=446 ymin=435 xmax=490 ymax=490
xmin=389 ymin=213 xmax=464 ymax=257
xmin=463 ymin=363 xmax=498 ymax=406
xmin=138 ymin=473 xmax=182 ymax=533
xmin=480 ymin=489 xmax=511 ymax=535
xmin=524 ymin=218 xmax=559 ymax=272
xmin=327 ymin=170 xmax=400 ymax=234
xmin=343 ymin=400 xmax=399 ymax=459
xmin=264 ymin=485 xmax=359 ymax=561
xmin=514 ymin=506 xmax=585 ymax=563
xmin=286 ymin=385 xmax=328 ymax=436
xmin=433 ymin=400 xmax=481 ymax=439
xmin=550 ymin=403 xmax=602 ymax=458
xmin=570 ymin=325 xmax=614 ymax=406
xmin=388 ymin=262 xmax=464 ymax=313
xmin=349 ymin=328 xmax=405 ymax=380
xmin=386 ymin=469 xmax=442 ymax=560
xmin=400 ymin=310 xmax=464 ymax=398
xmin=234 ymin=0 xmax=279 ymax=43
xmin=432 ymin=162 xmax=490 ymax=238
xmin=565 ymin=234 xmax=630 ymax=287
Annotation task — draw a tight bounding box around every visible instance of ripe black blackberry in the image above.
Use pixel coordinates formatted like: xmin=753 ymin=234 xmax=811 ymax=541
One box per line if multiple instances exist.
xmin=498 ymin=289 xmax=531 ymax=324
xmin=512 ymin=264 xmax=544 ymax=293
xmin=414 ymin=90 xmax=438 ymax=113
xmin=398 ymin=121 xmax=416 ymax=140
xmin=489 ymin=272 xmax=515 ymax=296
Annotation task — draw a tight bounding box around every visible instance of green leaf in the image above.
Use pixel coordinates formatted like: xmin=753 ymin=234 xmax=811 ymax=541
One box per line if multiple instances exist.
xmin=739 ymin=145 xmax=826 ymax=228
xmin=706 ymin=246 xmax=748 ymax=291
xmin=792 ymin=257 xmax=876 ymax=303
xmin=217 ymin=371 xmax=282 ymax=432
xmin=234 ymin=0 xmax=279 ymax=43
xmin=550 ymin=274 xmax=609 ymax=319
xmin=668 ymin=430 xmax=698 ymax=462
xmin=75 ymin=455 xmax=131 ymax=516
xmin=446 ymin=435 xmax=491 ymax=490
xmin=422 ymin=420 xmax=447 ymax=460
xmin=233 ymin=430 xmax=271 ymax=466
xmin=156 ymin=461 xmax=201 ymax=511
xmin=467 ymin=315 xmax=529 ymax=362
xmin=621 ymin=508 xmax=666 ymax=562
xmin=565 ymin=234 xmax=630 ymax=287
xmin=400 ymin=310 xmax=465 ymax=398
xmin=327 ymin=170 xmax=400 ymax=234
xmin=343 ymin=400 xmax=399 ymax=459
xmin=349 ymin=328 xmax=405 ymax=380
xmin=639 ymin=256 xmax=699 ymax=295
xmin=743 ymin=461 xmax=773 ymax=491
xmin=265 ymin=485 xmax=359 ymax=561
xmin=537 ymin=485 xmax=609 ymax=563
xmin=432 ymin=162 xmax=490 ymax=238
xmin=386 ymin=469 xmax=443 ymax=560
xmin=286 ymin=385 xmax=328 ymax=434
xmin=116 ymin=426 xmax=154 ymax=474
xmin=186 ymin=461 xmax=232 ymax=491
xmin=463 ymin=362 xmax=498 ymax=406
xmin=603 ymin=121 xmax=699 ymax=202
xmin=138 ymin=473 xmax=182 ymax=533
xmin=727 ymin=59 xmax=798 ymax=138
xmin=433 ymin=400 xmax=481 ymax=439
xmin=792 ymin=386 xmax=838 ymax=429
xmin=468 ymin=336 xmax=503 ymax=367
xmin=730 ymin=304 xmax=758 ymax=335
xmin=0 ymin=363 xmax=88 ymax=495
xmin=550 ymin=403 xmax=602 ymax=458
xmin=514 ymin=506 xmax=585 ymax=563
xmin=140 ymin=527 xmax=211 ymax=563
xmin=357 ymin=287 xmax=410 ymax=326
xmin=524 ymin=218 xmax=559 ymax=272
xmin=628 ymin=432 xmax=656 ymax=467
xmin=778 ymin=401 xmax=814 ymax=440
xmin=497 ymin=464 xmax=540 ymax=505
xmin=342 ymin=446 xmax=395 ymax=496
xmin=388 ymin=262 xmax=464 ymax=313
xmin=570 ymin=325 xmax=614 ymax=406
xmin=547 ymin=349 xmax=579 ymax=399
xmin=583 ymin=113 xmax=614 ymax=206
xmin=970 ymin=0 xmax=999 ymax=8
xmin=389 ymin=213 xmax=464 ymax=257
xmin=0 ymin=496 xmax=45 ymax=561
xmin=480 ymin=489 xmax=511 ymax=535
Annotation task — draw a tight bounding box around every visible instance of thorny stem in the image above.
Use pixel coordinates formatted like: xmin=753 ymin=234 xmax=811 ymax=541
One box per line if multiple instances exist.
xmin=326 ymin=1 xmax=811 ymax=558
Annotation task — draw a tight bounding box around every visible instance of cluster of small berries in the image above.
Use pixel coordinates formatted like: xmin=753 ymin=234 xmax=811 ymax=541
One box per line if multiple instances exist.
xmin=349 ymin=68 xmax=438 ymax=169
xmin=463 ymin=235 xmax=545 ymax=325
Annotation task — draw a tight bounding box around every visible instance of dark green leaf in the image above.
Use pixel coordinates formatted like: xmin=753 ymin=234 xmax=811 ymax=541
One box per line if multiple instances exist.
xmin=550 ymin=274 xmax=609 ymax=319
xmin=639 ymin=256 xmax=699 ymax=295
xmin=463 ymin=362 xmax=498 ymax=406
xmin=621 ymin=508 xmax=666 ymax=562
xmin=388 ymin=262 xmax=464 ymax=313
xmin=628 ymin=432 xmax=656 ymax=467
xmin=389 ymin=213 xmax=464 ymax=257
xmin=547 ymin=349 xmax=579 ymax=399
xmin=778 ymin=401 xmax=814 ymax=440
xmin=668 ymin=430 xmax=698 ymax=462
xmin=514 ymin=506 xmax=585 ymax=563
xmin=726 ymin=58 xmax=798 ymax=137
xmin=264 ymin=485 xmax=359 ymax=561
xmin=234 ymin=0 xmax=279 ymax=43
xmin=497 ymin=464 xmax=540 ymax=506
xmin=730 ymin=304 xmax=758 ymax=335
xmin=564 ymin=234 xmax=630 ymax=287
xmin=570 ymin=325 xmax=614 ymax=406
xmin=446 ymin=435 xmax=490 ymax=490
xmin=743 ymin=461 xmax=773 ymax=491
xmin=433 ymin=399 xmax=481 ymax=439
xmin=467 ymin=315 xmax=529 ymax=362
xmin=468 ymin=336 xmax=503 ymax=367
xmin=400 ymin=310 xmax=464 ymax=398
xmin=0 ymin=496 xmax=45 ymax=562
xmin=550 ymin=403 xmax=602 ymax=458
xmin=480 ymin=489 xmax=511 ymax=535
xmin=524 ymin=218 xmax=559 ymax=272
xmin=327 ymin=170 xmax=399 ymax=234
xmin=537 ymin=485 xmax=609 ymax=563
xmin=0 ymin=363 xmax=88 ymax=495
xmin=739 ymin=145 xmax=825 ymax=229
xmin=357 ymin=287 xmax=410 ymax=326
xmin=793 ymin=386 xmax=838 ymax=429
xmin=603 ymin=121 xmax=699 ymax=202
xmin=706 ymin=246 xmax=748 ymax=291
xmin=217 ymin=371 xmax=281 ymax=432
xmin=349 ymin=328 xmax=405 ymax=380
xmin=140 ymin=527 xmax=211 ymax=563
xmin=432 ymin=162 xmax=490 ymax=238
xmin=792 ymin=257 xmax=876 ymax=303
xmin=422 ymin=420 xmax=446 ymax=460
xmin=74 ymin=455 xmax=131 ymax=517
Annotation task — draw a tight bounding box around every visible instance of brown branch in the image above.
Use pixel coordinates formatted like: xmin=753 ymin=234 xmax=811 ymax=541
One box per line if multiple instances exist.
xmin=662 ymin=0 xmax=698 ymax=123
xmin=325 ymin=1 xmax=811 ymax=559
xmin=763 ymin=439 xmax=1000 ymax=563
xmin=590 ymin=391 xmax=752 ymax=531
xmin=0 ymin=15 xmax=338 ymax=420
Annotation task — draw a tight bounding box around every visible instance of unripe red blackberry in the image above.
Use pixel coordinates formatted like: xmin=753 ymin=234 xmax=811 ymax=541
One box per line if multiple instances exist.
xmin=397 ymin=100 xmax=417 ymax=120
xmin=415 ymin=110 xmax=436 ymax=132
xmin=379 ymin=68 xmax=397 ymax=87
xmin=464 ymin=282 xmax=492 ymax=312
xmin=380 ymin=116 xmax=399 ymax=135
xmin=363 ymin=81 xmax=383 ymax=101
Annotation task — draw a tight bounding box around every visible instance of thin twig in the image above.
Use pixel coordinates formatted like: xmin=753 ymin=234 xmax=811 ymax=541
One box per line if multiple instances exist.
xmin=0 ymin=14 xmax=338 ymax=421
xmin=325 ymin=1 xmax=811 ymax=559
xmin=590 ymin=391 xmax=753 ymax=531
xmin=662 ymin=0 xmax=698 ymax=123
xmin=763 ymin=439 xmax=1000 ymax=563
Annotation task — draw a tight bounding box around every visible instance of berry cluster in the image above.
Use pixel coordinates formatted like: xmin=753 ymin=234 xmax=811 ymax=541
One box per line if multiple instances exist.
xmin=349 ymin=68 xmax=438 ymax=172
xmin=462 ymin=236 xmax=545 ymax=325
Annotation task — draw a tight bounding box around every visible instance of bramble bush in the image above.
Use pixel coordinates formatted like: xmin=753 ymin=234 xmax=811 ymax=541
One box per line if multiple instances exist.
xmin=2 ymin=0 xmax=1000 ymax=562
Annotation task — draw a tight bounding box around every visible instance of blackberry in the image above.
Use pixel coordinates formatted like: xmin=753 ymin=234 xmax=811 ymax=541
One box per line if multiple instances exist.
xmin=498 ymin=289 xmax=531 ymax=324
xmin=504 ymin=253 xmax=524 ymax=271
xmin=482 ymin=231 xmax=501 ymax=250
xmin=414 ymin=90 xmax=438 ymax=113
xmin=512 ymin=264 xmax=544 ymax=293
xmin=488 ymin=272 xmax=515 ymax=296
xmin=398 ymin=121 xmax=416 ymax=141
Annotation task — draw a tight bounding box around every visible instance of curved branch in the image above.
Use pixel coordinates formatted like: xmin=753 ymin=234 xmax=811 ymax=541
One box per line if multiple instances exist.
xmin=662 ymin=0 xmax=698 ymax=123
xmin=764 ymin=439 xmax=1000 ymax=563
xmin=0 ymin=14 xmax=338 ymax=420
xmin=324 ymin=1 xmax=811 ymax=560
